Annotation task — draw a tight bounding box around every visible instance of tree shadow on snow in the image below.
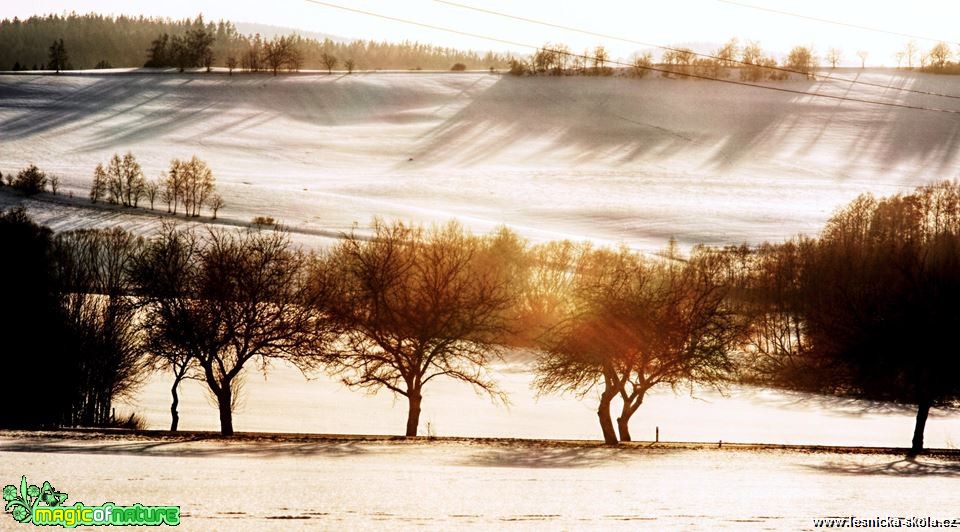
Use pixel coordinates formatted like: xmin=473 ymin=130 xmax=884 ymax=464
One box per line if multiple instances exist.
xmin=460 ymin=445 xmax=642 ymax=469
xmin=0 ymin=438 xmax=374 ymax=459
xmin=405 ymin=73 xmax=960 ymax=178
xmin=806 ymin=456 xmax=960 ymax=477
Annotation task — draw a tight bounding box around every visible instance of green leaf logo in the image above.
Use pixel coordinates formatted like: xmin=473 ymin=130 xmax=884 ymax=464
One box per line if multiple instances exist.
xmin=3 ymin=476 xmax=69 ymax=524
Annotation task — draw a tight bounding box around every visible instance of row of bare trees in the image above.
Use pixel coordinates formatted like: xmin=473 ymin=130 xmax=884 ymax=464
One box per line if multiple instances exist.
xmin=518 ymin=39 xmax=960 ymax=80
xmin=739 ymin=182 xmax=960 ymax=454
xmin=512 ymin=39 xmax=820 ymax=80
xmin=0 ymin=209 xmax=147 ymax=429
xmin=895 ymin=40 xmax=960 ymax=71
xmin=5 ymin=183 xmax=959 ymax=451
xmin=532 ymin=182 xmax=960 ymax=451
xmin=825 ymin=40 xmax=960 ymax=71
xmin=137 ymin=221 xmax=743 ymax=443
xmin=90 ymin=153 xmax=224 ymax=218
xmin=131 ymin=220 xmax=521 ymax=436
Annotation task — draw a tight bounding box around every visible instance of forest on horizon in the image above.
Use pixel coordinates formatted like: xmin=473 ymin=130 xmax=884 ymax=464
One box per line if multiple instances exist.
xmin=0 ymin=13 xmax=512 ymax=71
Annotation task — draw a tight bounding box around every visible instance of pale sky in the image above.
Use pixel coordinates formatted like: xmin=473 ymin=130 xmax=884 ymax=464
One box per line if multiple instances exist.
xmin=2 ymin=0 xmax=958 ymax=66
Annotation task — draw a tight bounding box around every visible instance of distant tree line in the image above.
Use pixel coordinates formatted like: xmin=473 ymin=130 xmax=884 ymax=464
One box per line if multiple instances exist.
xmin=0 ymin=13 xmax=510 ymax=72
xmin=88 ymin=152 xmax=223 ymax=219
xmin=508 ymin=39 xmax=816 ymax=80
xmin=5 ymin=13 xmax=960 ymax=76
xmin=143 ymin=24 xmax=215 ymax=71
xmin=512 ymin=38 xmax=960 ymax=80
xmin=2 ymin=182 xmax=959 ymax=453
xmin=0 ymin=164 xmax=58 ymax=195
xmin=0 ymin=154 xmax=224 ymax=218
xmin=738 ymin=182 xmax=960 ymax=455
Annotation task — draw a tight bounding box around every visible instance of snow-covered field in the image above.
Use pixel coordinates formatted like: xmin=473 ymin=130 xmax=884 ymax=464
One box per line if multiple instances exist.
xmin=2 ymin=434 xmax=959 ymax=530
xmin=2 ymin=70 xmax=959 ymax=249
xmin=3 ymin=70 xmax=960 ymax=529
xmin=122 ymin=358 xmax=960 ymax=449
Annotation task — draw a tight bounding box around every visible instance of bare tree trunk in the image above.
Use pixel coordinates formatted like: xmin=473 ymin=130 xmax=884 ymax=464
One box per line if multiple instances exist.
xmin=217 ymin=386 xmax=234 ymax=436
xmin=598 ymin=390 xmax=618 ymax=445
xmin=910 ymin=398 xmax=931 ymax=455
xmin=616 ymin=416 xmax=631 ymax=442
xmin=169 ymin=382 xmax=180 ymax=432
xmin=617 ymin=392 xmax=644 ymax=442
xmin=405 ymin=392 xmax=422 ymax=437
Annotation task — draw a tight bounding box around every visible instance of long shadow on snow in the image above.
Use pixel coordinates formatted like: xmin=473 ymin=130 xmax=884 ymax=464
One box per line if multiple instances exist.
xmin=0 ymin=438 xmax=373 ymax=459
xmin=0 ymin=73 xmax=465 ymax=148
xmin=806 ymin=457 xmax=960 ymax=477
xmin=406 ymin=75 xmax=819 ymax=170
xmin=407 ymin=73 xmax=960 ymax=178
xmin=459 ymin=445 xmax=672 ymax=469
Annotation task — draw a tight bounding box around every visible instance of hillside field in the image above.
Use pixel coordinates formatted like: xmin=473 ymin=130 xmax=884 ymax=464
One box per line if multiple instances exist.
xmin=2 ymin=70 xmax=960 ymax=447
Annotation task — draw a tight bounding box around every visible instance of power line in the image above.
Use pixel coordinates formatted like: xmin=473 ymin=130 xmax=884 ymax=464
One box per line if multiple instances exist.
xmin=434 ymin=0 xmax=960 ymax=101
xmin=716 ymin=0 xmax=958 ymax=46
xmin=302 ymin=0 xmax=960 ymax=115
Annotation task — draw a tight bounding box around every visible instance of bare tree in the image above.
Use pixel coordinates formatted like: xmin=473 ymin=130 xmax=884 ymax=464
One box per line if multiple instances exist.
xmin=572 ymin=51 xmax=587 ymax=75
xmin=163 ymin=160 xmax=184 ymax=214
xmin=226 ymin=56 xmax=237 ymax=75
xmin=533 ymin=44 xmax=558 ymax=74
xmin=927 ymin=42 xmax=951 ymax=70
xmin=661 ymin=47 xmax=695 ymax=78
xmin=49 ymin=175 xmax=60 ymax=195
xmin=741 ymin=40 xmax=763 ymax=65
xmin=905 ymin=41 xmax=918 ymax=69
xmin=144 ymin=178 xmax=160 ymax=210
xmin=165 ymin=156 xmax=216 ymax=217
xmin=98 ymin=152 xmax=145 ymax=207
xmin=319 ymin=220 xmax=519 ymax=436
xmin=134 ymin=227 xmax=333 ymax=436
xmin=535 ymin=245 xmax=745 ymax=443
xmin=344 ymin=58 xmax=355 ymax=74
xmin=286 ymin=44 xmax=304 ymax=72
xmin=321 ymin=52 xmax=338 ymax=74
xmin=52 ymin=228 xmax=147 ymax=427
xmin=207 ymin=194 xmax=225 ymax=219
xmin=826 ymin=48 xmax=842 ymax=69
xmin=264 ymin=35 xmax=297 ymax=76
xmin=856 ymin=50 xmax=869 ymax=69
xmin=895 ymin=51 xmax=906 ymax=69
xmin=736 ymin=240 xmax=818 ymax=392
xmin=715 ymin=38 xmax=740 ymax=67
xmin=182 ymin=156 xmax=215 ymax=217
xmin=786 ymin=45 xmax=818 ymax=78
xmin=90 ymin=164 xmax=107 ymax=203
xmin=631 ymin=52 xmax=653 ymax=78
xmin=243 ymin=34 xmax=264 ymax=72
xmin=740 ymin=40 xmax=766 ymax=81
xmin=131 ymin=224 xmax=200 ymax=431
xmin=511 ymin=239 xmax=584 ymax=347
xmin=592 ymin=45 xmax=610 ymax=75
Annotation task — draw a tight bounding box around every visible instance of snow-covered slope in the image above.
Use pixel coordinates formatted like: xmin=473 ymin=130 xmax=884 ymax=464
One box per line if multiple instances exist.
xmin=3 ymin=70 xmax=960 ymax=445
xmin=2 ymin=70 xmax=958 ymax=249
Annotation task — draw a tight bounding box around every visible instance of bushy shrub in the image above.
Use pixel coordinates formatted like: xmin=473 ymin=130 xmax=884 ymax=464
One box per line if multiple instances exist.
xmin=12 ymin=165 xmax=47 ymax=195
xmin=109 ymin=412 xmax=146 ymax=431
